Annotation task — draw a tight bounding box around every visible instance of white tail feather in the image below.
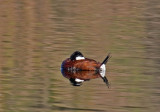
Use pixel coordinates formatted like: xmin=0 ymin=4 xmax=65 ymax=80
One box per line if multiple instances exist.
xmin=100 ymin=64 xmax=106 ymax=77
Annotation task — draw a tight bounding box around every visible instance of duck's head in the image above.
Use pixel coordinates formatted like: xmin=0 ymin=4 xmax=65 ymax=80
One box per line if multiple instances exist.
xmin=69 ymin=78 xmax=84 ymax=86
xmin=70 ymin=51 xmax=85 ymax=60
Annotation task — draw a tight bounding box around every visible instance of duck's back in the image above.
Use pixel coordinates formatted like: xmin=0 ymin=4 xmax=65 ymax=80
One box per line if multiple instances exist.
xmin=61 ymin=58 xmax=101 ymax=71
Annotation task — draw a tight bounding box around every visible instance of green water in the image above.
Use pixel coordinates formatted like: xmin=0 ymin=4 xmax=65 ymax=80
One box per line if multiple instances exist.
xmin=0 ymin=0 xmax=160 ymax=112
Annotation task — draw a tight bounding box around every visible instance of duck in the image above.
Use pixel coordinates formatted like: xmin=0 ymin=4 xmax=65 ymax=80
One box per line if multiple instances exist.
xmin=61 ymin=51 xmax=111 ymax=72
xmin=61 ymin=51 xmax=111 ymax=86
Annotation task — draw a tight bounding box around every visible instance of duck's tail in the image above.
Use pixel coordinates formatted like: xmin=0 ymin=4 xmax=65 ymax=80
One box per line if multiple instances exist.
xmin=100 ymin=53 xmax=111 ymax=72
xmin=99 ymin=53 xmax=111 ymax=88
xmin=101 ymin=53 xmax=111 ymax=65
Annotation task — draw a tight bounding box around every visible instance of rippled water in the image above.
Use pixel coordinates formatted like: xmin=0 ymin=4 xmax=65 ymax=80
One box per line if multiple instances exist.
xmin=0 ymin=0 xmax=160 ymax=112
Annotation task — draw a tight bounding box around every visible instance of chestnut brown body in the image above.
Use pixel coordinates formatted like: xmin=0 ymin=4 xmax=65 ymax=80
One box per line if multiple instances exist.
xmin=61 ymin=58 xmax=101 ymax=71
xmin=61 ymin=51 xmax=111 ymax=86
xmin=62 ymin=70 xmax=101 ymax=80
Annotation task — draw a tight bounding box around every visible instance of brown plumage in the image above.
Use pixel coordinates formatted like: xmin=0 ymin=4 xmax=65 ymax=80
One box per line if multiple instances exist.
xmin=61 ymin=58 xmax=101 ymax=71
xmin=61 ymin=51 xmax=111 ymax=86
xmin=61 ymin=51 xmax=111 ymax=71
xmin=62 ymin=70 xmax=100 ymax=80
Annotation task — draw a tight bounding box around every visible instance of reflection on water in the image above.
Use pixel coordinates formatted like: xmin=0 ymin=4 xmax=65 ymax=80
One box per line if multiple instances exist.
xmin=61 ymin=70 xmax=109 ymax=87
xmin=0 ymin=0 xmax=160 ymax=112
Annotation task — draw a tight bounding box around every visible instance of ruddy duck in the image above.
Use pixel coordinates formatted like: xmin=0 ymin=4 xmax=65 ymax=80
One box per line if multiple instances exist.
xmin=61 ymin=51 xmax=111 ymax=72
xmin=61 ymin=51 xmax=111 ymax=87
xmin=61 ymin=51 xmax=111 ymax=86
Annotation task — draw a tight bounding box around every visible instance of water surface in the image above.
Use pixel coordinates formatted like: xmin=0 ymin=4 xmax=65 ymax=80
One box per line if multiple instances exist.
xmin=0 ymin=0 xmax=160 ymax=112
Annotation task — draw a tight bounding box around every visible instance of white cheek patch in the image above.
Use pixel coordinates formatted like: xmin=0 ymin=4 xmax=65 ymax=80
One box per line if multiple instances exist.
xmin=75 ymin=78 xmax=84 ymax=82
xmin=76 ymin=56 xmax=85 ymax=60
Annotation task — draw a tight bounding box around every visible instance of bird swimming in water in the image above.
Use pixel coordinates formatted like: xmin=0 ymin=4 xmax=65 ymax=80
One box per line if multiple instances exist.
xmin=61 ymin=51 xmax=111 ymax=86
xmin=61 ymin=51 xmax=110 ymax=72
